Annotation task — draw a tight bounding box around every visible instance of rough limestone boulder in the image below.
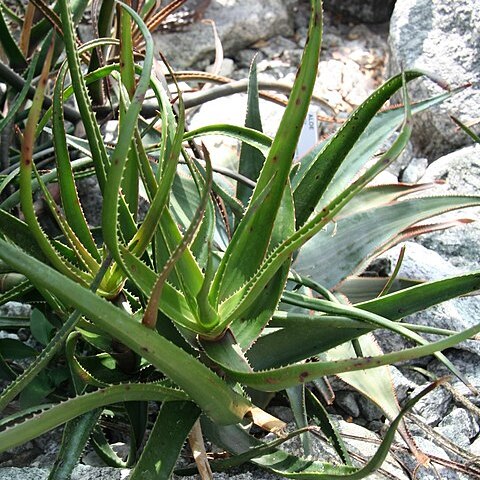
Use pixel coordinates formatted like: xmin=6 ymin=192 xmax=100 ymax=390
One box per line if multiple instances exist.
xmin=388 ymin=0 xmax=480 ymax=159
xmin=153 ymin=0 xmax=295 ymax=69
xmin=323 ymin=0 xmax=396 ymax=24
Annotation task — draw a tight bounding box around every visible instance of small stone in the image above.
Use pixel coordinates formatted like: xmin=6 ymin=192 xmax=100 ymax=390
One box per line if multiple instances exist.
xmin=267 ymin=406 xmax=294 ymax=423
xmin=399 ymin=157 xmax=428 ymax=183
xmin=395 ymin=436 xmax=451 ymax=480
xmin=389 ymin=367 xmax=419 ymax=405
xmin=438 ymin=408 xmax=479 ymax=437
xmin=0 ymin=301 xmax=31 ymax=318
xmin=434 ymin=408 xmax=479 ymax=448
xmin=411 ymin=384 xmax=452 ymax=426
xmin=356 ymin=395 xmax=384 ymax=422
xmin=335 ymin=391 xmax=360 ymax=418
xmin=206 ymin=57 xmax=235 ymax=77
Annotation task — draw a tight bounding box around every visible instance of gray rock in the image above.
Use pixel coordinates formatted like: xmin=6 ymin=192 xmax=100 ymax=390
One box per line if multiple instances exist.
xmin=0 ymin=301 xmax=31 ymax=318
xmin=0 ymin=466 xmax=130 ymax=480
xmin=421 ymin=145 xmax=480 ymax=195
xmin=410 ymin=384 xmax=452 ymax=426
xmin=324 ymin=0 xmax=396 ymax=24
xmin=434 ymin=408 xmax=479 ymax=448
xmin=335 ymin=390 xmax=361 ymax=417
xmin=417 ymin=145 xmax=480 ymax=271
xmin=153 ymin=0 xmax=294 ymax=70
xmin=399 ymin=157 xmax=428 ymax=183
xmin=390 ymin=367 xmax=419 ymax=405
xmin=428 ymin=350 xmax=480 ymax=407
xmin=0 ymin=466 xmax=282 ymax=480
xmin=76 ymin=176 xmax=103 ymax=227
xmin=0 ymin=468 xmax=49 ymax=480
xmin=388 ymin=0 xmax=480 ymax=159
xmin=380 ymin=241 xmax=464 ymax=281
xmin=175 ymin=472 xmax=279 ymax=480
xmin=356 ymin=395 xmax=384 ymax=422
xmin=395 ymin=436 xmax=456 ymax=480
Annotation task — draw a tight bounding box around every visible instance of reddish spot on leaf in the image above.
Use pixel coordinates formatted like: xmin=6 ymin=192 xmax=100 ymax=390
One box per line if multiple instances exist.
xmin=299 ymin=371 xmax=309 ymax=382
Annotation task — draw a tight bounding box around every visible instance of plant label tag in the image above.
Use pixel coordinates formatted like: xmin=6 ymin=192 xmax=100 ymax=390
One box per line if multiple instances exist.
xmin=295 ymin=107 xmax=318 ymax=161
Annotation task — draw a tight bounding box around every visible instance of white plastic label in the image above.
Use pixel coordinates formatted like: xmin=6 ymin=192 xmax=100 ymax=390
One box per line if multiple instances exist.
xmin=294 ymin=107 xmax=318 ymax=161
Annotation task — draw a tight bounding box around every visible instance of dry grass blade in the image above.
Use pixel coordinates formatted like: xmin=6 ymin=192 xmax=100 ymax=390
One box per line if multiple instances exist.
xmin=188 ymin=420 xmax=213 ymax=480
xmin=19 ymin=2 xmax=35 ymax=55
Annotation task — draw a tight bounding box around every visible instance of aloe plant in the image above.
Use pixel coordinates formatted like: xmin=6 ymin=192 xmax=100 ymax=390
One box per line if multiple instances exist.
xmin=0 ymin=0 xmax=479 ymax=478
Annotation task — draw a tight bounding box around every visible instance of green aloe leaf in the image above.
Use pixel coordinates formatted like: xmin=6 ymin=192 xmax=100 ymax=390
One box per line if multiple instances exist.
xmin=336 ymin=182 xmax=439 ymax=219
xmin=118 ymin=4 xmax=138 ymax=220
xmin=247 ymin=313 xmax=368 ymax=370
xmin=293 ymin=195 xmax=480 ymax=289
xmin=0 ymin=238 xmax=252 ymax=425
xmin=0 ymin=210 xmax=47 ymax=261
xmin=0 ymin=383 xmax=188 ymax=453
xmin=18 ymin=42 xmax=90 ymax=285
xmin=305 ymin=388 xmax=352 ymax=465
xmin=202 ymin=419 xmax=356 ymax=478
xmin=292 ymin=75 xmax=462 ymax=226
xmin=281 ymin=290 xmax=474 ymax=388
xmin=291 ymin=89 xmax=461 ymax=213
xmin=101 ymin=1 xmax=154 ymax=260
xmin=0 ymin=338 xmax=37 ymax=360
xmin=119 ymin=246 xmax=200 ymax=332
xmin=48 ymin=409 xmax=102 ymax=480
xmin=334 ymin=276 xmax=421 ymax=304
xmin=229 ymin=321 xmax=480 ymax=392
xmin=236 ymin=58 xmax=265 ymax=207
xmin=286 ymin=384 xmax=312 ymax=455
xmin=130 ymin=401 xmax=200 ymax=480
xmin=52 ymin=55 xmax=100 ymax=260
xmin=358 ymin=270 xmax=480 ymax=321
xmin=210 ymin=0 xmax=323 ymax=305
xmin=57 ymin=0 xmax=109 ymax=189
xmin=0 ymin=10 xmax=27 ymax=70
xmin=0 ymin=257 xmax=112 ymax=413
xmin=218 ymin=92 xmax=412 ymax=327
xmin=183 ymin=124 xmax=271 ymax=157
xmin=170 ymin=167 xmax=215 ymax=264
xmin=90 ymin=426 xmax=127 ymax=468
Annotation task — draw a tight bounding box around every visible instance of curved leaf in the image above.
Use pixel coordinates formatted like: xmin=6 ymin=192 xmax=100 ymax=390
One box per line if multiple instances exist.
xmin=293 ymin=195 xmax=480 ymax=289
